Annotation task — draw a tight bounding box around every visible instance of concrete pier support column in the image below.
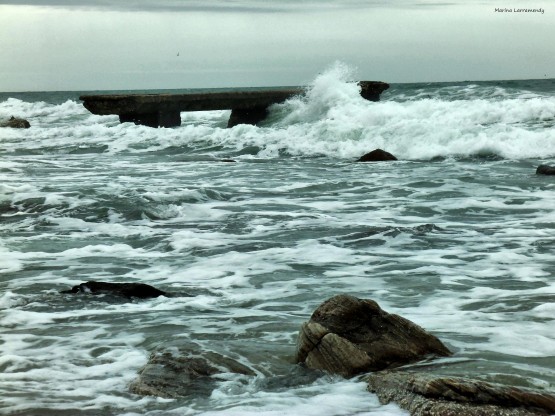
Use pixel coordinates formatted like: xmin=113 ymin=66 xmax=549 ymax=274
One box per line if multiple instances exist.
xmin=119 ymin=111 xmax=181 ymax=128
xmin=157 ymin=111 xmax=181 ymax=127
xmin=227 ymin=106 xmax=269 ymax=128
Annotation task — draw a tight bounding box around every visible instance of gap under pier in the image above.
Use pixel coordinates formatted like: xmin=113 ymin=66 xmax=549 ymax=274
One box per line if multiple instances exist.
xmin=79 ymin=81 xmax=389 ymax=128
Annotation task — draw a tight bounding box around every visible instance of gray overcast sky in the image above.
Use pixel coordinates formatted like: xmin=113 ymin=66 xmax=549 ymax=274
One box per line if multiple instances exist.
xmin=0 ymin=0 xmax=553 ymax=91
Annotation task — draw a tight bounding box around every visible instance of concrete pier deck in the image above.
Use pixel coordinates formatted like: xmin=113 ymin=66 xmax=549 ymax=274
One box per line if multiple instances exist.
xmin=80 ymin=81 xmax=389 ymax=128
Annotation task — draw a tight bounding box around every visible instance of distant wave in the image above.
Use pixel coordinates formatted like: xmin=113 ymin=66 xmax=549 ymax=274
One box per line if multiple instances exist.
xmin=2 ymin=64 xmax=555 ymax=160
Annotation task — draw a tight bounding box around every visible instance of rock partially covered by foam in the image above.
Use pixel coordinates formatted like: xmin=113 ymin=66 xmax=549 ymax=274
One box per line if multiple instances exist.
xmin=0 ymin=116 xmax=30 ymax=128
xmin=367 ymin=371 xmax=555 ymax=416
xmin=130 ymin=348 xmax=256 ymax=398
xmin=295 ymin=295 xmax=451 ymax=378
xmin=357 ymin=149 xmax=397 ymax=162
xmin=536 ymin=165 xmax=555 ymax=175
xmin=60 ymin=281 xmax=166 ymax=299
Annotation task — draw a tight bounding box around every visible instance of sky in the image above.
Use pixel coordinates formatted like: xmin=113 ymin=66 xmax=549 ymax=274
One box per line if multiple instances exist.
xmin=0 ymin=0 xmax=553 ymax=91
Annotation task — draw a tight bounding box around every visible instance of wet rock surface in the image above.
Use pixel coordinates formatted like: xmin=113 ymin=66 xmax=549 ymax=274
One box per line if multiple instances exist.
xmin=295 ymin=295 xmax=451 ymax=377
xmin=60 ymin=281 xmax=166 ymax=299
xmin=130 ymin=348 xmax=256 ymax=398
xmin=366 ymin=371 xmax=555 ymax=416
xmin=1 ymin=116 xmax=30 ymax=128
xmin=536 ymin=165 xmax=555 ymax=175
xmin=358 ymin=81 xmax=390 ymax=101
xmin=358 ymin=149 xmax=398 ymax=162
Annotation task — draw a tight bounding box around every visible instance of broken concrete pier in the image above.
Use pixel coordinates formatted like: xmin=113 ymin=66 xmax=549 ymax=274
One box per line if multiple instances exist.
xmin=79 ymin=81 xmax=389 ymax=128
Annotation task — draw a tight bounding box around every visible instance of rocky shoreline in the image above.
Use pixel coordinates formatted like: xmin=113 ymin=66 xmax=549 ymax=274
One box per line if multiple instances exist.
xmin=61 ymin=285 xmax=554 ymax=415
xmin=295 ymin=295 xmax=555 ymax=415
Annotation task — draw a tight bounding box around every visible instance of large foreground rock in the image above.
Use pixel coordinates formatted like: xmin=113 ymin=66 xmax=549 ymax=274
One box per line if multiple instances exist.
xmin=367 ymin=371 xmax=555 ymax=416
xmin=0 ymin=116 xmax=30 ymax=128
xmin=60 ymin=281 xmax=166 ymax=299
xmin=130 ymin=348 xmax=256 ymax=398
xmin=295 ymin=295 xmax=451 ymax=377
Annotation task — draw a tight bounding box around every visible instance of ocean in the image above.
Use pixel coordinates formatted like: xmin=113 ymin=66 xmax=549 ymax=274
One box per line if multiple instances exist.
xmin=1 ymin=68 xmax=555 ymax=415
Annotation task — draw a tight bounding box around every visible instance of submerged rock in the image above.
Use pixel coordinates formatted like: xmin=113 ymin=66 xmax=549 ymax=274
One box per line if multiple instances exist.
xmin=536 ymin=165 xmax=555 ymax=175
xmin=367 ymin=371 xmax=555 ymax=416
xmin=0 ymin=116 xmax=30 ymax=129
xmin=358 ymin=149 xmax=397 ymax=162
xmin=295 ymin=295 xmax=451 ymax=378
xmin=130 ymin=348 xmax=256 ymax=398
xmin=60 ymin=281 xmax=166 ymax=299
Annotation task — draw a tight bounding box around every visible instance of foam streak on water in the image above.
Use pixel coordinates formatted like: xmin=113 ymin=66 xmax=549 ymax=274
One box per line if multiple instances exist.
xmin=1 ymin=68 xmax=554 ymax=415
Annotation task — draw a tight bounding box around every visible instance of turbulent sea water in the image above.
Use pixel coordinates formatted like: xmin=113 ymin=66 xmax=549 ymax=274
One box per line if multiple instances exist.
xmin=1 ymin=69 xmax=555 ymax=415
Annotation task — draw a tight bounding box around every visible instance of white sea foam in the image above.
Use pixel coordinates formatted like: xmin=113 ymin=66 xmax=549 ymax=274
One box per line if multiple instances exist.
xmin=0 ymin=245 xmax=24 ymax=274
xmin=0 ymin=291 xmax=27 ymax=308
xmin=1 ymin=69 xmax=555 ymax=415
xmin=196 ymin=379 xmax=406 ymax=416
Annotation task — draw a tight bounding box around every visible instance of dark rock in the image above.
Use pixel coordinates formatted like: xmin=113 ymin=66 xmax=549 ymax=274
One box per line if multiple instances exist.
xmin=295 ymin=295 xmax=451 ymax=377
xmin=536 ymin=165 xmax=555 ymax=175
xmin=0 ymin=116 xmax=30 ymax=129
xmin=60 ymin=281 xmax=166 ymax=299
xmin=130 ymin=348 xmax=256 ymax=398
xmin=220 ymin=159 xmax=237 ymax=163
xmin=358 ymin=149 xmax=397 ymax=162
xmin=366 ymin=371 xmax=555 ymax=416
xmin=359 ymin=81 xmax=390 ymax=101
